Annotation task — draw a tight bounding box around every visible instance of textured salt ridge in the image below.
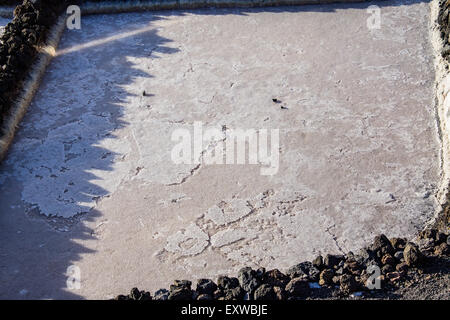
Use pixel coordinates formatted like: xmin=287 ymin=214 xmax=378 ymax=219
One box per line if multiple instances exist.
xmin=81 ymin=0 xmax=368 ymax=14
xmin=430 ymin=0 xmax=450 ymax=232
xmin=0 ymin=15 xmax=67 ymax=161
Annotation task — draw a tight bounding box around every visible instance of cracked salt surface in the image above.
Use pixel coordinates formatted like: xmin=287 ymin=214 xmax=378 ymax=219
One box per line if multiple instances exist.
xmin=0 ymin=1 xmax=443 ymax=299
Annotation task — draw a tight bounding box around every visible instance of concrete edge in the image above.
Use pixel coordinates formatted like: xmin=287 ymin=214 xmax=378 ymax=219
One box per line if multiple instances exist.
xmin=80 ymin=0 xmax=368 ymax=15
xmin=429 ymin=0 xmax=450 ymax=233
xmin=0 ymin=15 xmax=66 ymax=161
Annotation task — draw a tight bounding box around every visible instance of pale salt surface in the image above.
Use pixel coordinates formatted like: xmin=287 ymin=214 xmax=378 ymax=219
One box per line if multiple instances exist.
xmin=0 ymin=1 xmax=441 ymax=299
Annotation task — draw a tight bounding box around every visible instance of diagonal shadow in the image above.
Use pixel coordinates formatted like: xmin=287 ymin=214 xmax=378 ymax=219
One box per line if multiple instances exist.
xmin=0 ymin=0 xmax=433 ymax=299
xmin=0 ymin=12 xmax=178 ymax=299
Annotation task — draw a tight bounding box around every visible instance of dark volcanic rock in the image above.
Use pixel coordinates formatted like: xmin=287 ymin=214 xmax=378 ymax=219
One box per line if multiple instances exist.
xmin=371 ymin=234 xmax=394 ymax=257
xmin=395 ymin=262 xmax=408 ymax=274
xmin=196 ymin=278 xmax=217 ymax=295
xmin=390 ymin=237 xmax=407 ymax=250
xmin=419 ymin=229 xmax=437 ymax=240
xmin=273 ymin=286 xmax=286 ymax=300
xmin=403 ymin=243 xmax=423 ymax=266
xmin=319 ymin=269 xmax=334 ymax=286
xmin=238 ymin=267 xmax=261 ymax=294
xmin=434 ymin=242 xmax=449 ymax=256
xmin=357 ymin=248 xmax=376 ymax=264
xmin=381 ymin=254 xmax=395 ymax=266
xmin=324 ymin=254 xmax=344 ymax=268
xmin=344 ymin=260 xmax=362 ymax=275
xmin=217 ymin=276 xmax=240 ymax=290
xmin=223 ymin=286 xmax=246 ymax=300
xmin=168 ymin=288 xmax=193 ymax=300
xmin=394 ymin=251 xmax=404 ymax=261
xmin=312 ymin=255 xmax=324 ymax=269
xmin=129 ymin=287 xmax=151 ymax=300
xmin=197 ymin=294 xmax=213 ymax=300
xmin=264 ymin=269 xmax=290 ymax=287
xmin=285 ymin=277 xmax=310 ymax=298
xmin=339 ymin=274 xmax=359 ymax=294
xmin=286 ymin=261 xmax=320 ymax=281
xmin=168 ymin=280 xmax=193 ymax=300
xmin=254 ymin=284 xmax=276 ymax=300
xmin=154 ymin=288 xmax=169 ymax=300
xmin=381 ymin=264 xmax=394 ymax=275
xmin=0 ymin=0 xmax=70 ymax=136
xmin=386 ymin=271 xmax=403 ymax=283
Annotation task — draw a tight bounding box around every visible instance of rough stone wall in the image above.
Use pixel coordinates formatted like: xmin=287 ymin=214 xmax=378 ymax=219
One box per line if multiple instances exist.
xmin=0 ymin=0 xmax=68 ymax=159
xmin=432 ymin=0 xmax=450 ymax=232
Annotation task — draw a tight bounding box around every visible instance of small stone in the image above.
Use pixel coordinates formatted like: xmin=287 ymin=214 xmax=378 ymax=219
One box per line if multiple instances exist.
xmin=196 ymin=279 xmax=217 ymax=295
xmin=319 ymin=269 xmax=334 ymax=286
xmin=286 ymin=261 xmax=312 ymax=279
xmin=273 ymin=286 xmax=286 ymax=300
xmin=264 ymin=269 xmax=290 ymax=287
xmin=381 ymin=254 xmax=395 ymax=266
xmin=312 ymin=255 xmax=324 ymax=269
xmin=129 ymin=288 xmax=141 ymax=300
xmin=419 ymin=229 xmax=436 ymax=240
xmin=386 ymin=271 xmax=402 ymax=282
xmin=395 ymin=262 xmax=408 ymax=274
xmin=344 ymin=260 xmax=361 ymax=275
xmin=168 ymin=288 xmax=193 ymax=300
xmin=371 ymin=234 xmax=394 ymax=257
xmin=223 ymin=286 xmax=245 ymax=300
xmin=323 ymin=254 xmax=344 ymax=268
xmin=212 ymin=289 xmax=223 ymax=299
xmin=256 ymin=267 xmax=266 ymax=280
xmin=403 ymin=242 xmax=423 ymax=266
xmin=356 ymin=248 xmax=376 ymax=264
xmin=390 ymin=237 xmax=406 ymax=250
xmin=154 ymin=288 xmax=169 ymax=300
xmin=217 ymin=276 xmax=239 ymax=290
xmin=339 ymin=274 xmax=359 ymax=294
xmin=394 ymin=251 xmax=404 ymax=261
xmin=172 ymin=280 xmax=192 ymax=290
xmin=308 ymin=266 xmax=321 ymax=281
xmin=418 ymin=238 xmax=435 ymax=252
xmin=238 ymin=267 xmax=261 ymax=294
xmin=381 ymin=264 xmax=394 ymax=274
xmin=434 ymin=242 xmax=449 ymax=256
xmin=435 ymin=232 xmax=447 ymax=245
xmin=285 ymin=277 xmax=310 ymax=298
xmin=169 ymin=280 xmax=193 ymax=300
xmin=254 ymin=284 xmax=276 ymax=300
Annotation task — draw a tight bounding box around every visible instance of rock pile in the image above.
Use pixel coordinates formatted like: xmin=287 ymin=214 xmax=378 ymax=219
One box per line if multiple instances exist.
xmin=0 ymin=0 xmax=68 ymax=138
xmin=439 ymin=0 xmax=450 ymax=60
xmin=114 ymin=230 xmax=449 ymax=300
